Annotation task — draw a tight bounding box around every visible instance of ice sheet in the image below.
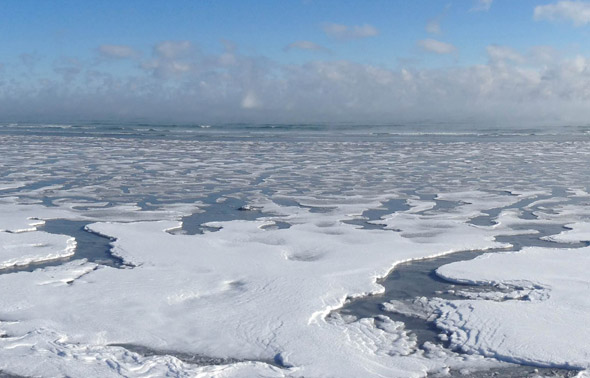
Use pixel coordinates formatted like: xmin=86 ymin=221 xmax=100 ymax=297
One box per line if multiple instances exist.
xmin=0 ymin=230 xmax=75 ymax=269
xmin=1 ymin=132 xmax=590 ymax=376
xmin=0 ymin=198 xmax=517 ymax=377
xmin=436 ymin=242 xmax=590 ymax=369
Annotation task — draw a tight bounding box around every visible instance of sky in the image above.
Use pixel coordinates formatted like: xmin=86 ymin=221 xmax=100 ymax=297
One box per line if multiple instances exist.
xmin=2 ymin=0 xmax=590 ymax=125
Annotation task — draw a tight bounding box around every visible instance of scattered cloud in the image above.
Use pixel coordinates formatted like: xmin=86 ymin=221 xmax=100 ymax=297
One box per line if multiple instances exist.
xmin=98 ymin=44 xmax=139 ymax=59
xmin=527 ymin=45 xmax=559 ymax=64
xmin=285 ymin=41 xmax=328 ymax=52
xmin=322 ymin=23 xmax=378 ymax=40
xmin=470 ymin=0 xmax=493 ymax=12
xmin=426 ymin=4 xmax=451 ymax=34
xmin=487 ymin=45 xmax=525 ymax=64
xmin=426 ymin=19 xmax=441 ymax=34
xmin=53 ymin=66 xmax=82 ymax=83
xmin=19 ymin=53 xmax=42 ymax=70
xmin=141 ymin=41 xmax=197 ymax=78
xmin=534 ymin=1 xmax=590 ymax=26
xmin=418 ymin=39 xmax=457 ymax=54
xmin=154 ymin=40 xmax=193 ymax=59
xmin=5 ymin=41 xmax=590 ymax=125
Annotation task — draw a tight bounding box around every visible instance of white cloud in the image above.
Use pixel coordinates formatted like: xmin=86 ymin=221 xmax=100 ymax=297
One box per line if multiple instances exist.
xmin=426 ymin=5 xmax=451 ymax=34
xmin=426 ymin=19 xmax=441 ymax=34
xmin=141 ymin=41 xmax=197 ymax=78
xmin=154 ymin=41 xmax=193 ymax=59
xmin=527 ymin=45 xmax=558 ymax=64
xmin=6 ymin=42 xmax=590 ymax=125
xmin=487 ymin=45 xmax=525 ymax=64
xmin=285 ymin=41 xmax=328 ymax=52
xmin=322 ymin=23 xmax=378 ymax=39
xmin=534 ymin=1 xmax=590 ymax=26
xmin=98 ymin=44 xmax=139 ymax=59
xmin=470 ymin=0 xmax=493 ymax=12
xmin=418 ymin=39 xmax=457 ymax=54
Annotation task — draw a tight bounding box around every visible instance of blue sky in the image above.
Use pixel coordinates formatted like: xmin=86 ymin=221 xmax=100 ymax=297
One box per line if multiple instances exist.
xmin=2 ymin=0 xmax=590 ymax=124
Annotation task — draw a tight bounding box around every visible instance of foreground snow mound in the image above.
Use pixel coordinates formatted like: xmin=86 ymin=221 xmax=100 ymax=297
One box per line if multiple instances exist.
xmin=0 ymin=326 xmax=286 ymax=378
xmin=0 ymin=196 xmax=519 ymax=377
xmin=0 ymin=203 xmax=76 ymax=268
xmin=0 ymin=231 xmax=75 ymax=269
xmin=436 ymin=243 xmax=590 ymax=369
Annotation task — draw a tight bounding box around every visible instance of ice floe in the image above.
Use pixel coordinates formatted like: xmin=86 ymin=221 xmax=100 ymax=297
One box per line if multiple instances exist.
xmin=0 ymin=230 xmax=75 ymax=269
xmin=436 ymin=242 xmax=590 ymax=370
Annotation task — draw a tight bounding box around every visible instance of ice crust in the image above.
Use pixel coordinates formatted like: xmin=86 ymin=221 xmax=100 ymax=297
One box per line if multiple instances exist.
xmin=436 ymin=241 xmax=590 ymax=369
xmin=2 ymin=134 xmax=590 ymax=376
xmin=0 ymin=203 xmax=76 ymax=268
xmin=542 ymin=222 xmax=590 ymax=244
xmin=0 ymin=196 xmax=521 ymax=377
xmin=0 ymin=230 xmax=75 ymax=269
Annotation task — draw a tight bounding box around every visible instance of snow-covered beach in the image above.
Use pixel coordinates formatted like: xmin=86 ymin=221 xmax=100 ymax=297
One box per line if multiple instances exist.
xmin=0 ymin=124 xmax=589 ymax=377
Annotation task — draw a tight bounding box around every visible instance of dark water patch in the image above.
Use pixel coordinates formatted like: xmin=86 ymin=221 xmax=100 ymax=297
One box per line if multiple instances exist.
xmin=272 ymin=198 xmax=301 ymax=208
xmin=180 ymin=196 xmax=291 ymax=235
xmin=260 ymin=221 xmax=292 ymax=231
xmin=0 ymin=372 xmax=29 ymax=378
xmin=111 ymin=343 xmax=290 ymax=368
xmin=270 ymin=197 xmax=336 ymax=213
xmin=339 ymin=222 xmax=586 ymax=347
xmin=299 ymin=204 xmax=336 ymax=213
xmin=338 ymin=249 xmax=501 ymax=346
xmin=336 ymin=194 xmax=589 ymax=374
xmin=41 ymin=220 xmax=127 ymax=268
xmin=136 ymin=194 xmax=161 ymax=211
xmin=469 ymin=188 xmax=573 ymax=226
xmin=11 ymin=178 xmax=67 ymax=193
xmin=0 ymin=220 xmax=129 ymax=275
xmin=40 ymin=196 xmax=55 ymax=207
xmin=519 ymin=209 xmax=538 ymax=220
xmin=470 ymin=212 xmax=500 ymax=227
xmin=429 ymin=199 xmax=464 ymax=214
xmin=343 ymin=199 xmax=409 ymax=230
xmin=495 ymin=224 xmax=590 ymax=249
xmin=445 ymin=365 xmax=580 ymax=378
xmin=409 ymin=193 xmax=466 ymax=215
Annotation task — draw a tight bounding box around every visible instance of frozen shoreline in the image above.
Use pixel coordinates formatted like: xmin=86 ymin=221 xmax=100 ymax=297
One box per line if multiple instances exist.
xmin=0 ymin=130 xmax=589 ymax=377
xmin=0 ymin=189 xmax=583 ymax=377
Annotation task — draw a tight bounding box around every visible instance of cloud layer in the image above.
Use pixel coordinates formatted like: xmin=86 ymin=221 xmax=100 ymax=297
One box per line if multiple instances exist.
xmin=3 ymin=39 xmax=590 ymax=125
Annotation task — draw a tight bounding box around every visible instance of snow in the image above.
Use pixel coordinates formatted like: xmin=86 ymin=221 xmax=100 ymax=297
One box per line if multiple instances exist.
xmin=1 ymin=132 xmax=590 ymax=376
xmin=542 ymin=222 xmax=590 ymax=244
xmin=0 ymin=230 xmax=75 ymax=269
xmin=0 ymin=197 xmax=518 ymax=377
xmin=0 ymin=203 xmax=76 ymax=268
xmin=436 ymin=241 xmax=590 ymax=369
